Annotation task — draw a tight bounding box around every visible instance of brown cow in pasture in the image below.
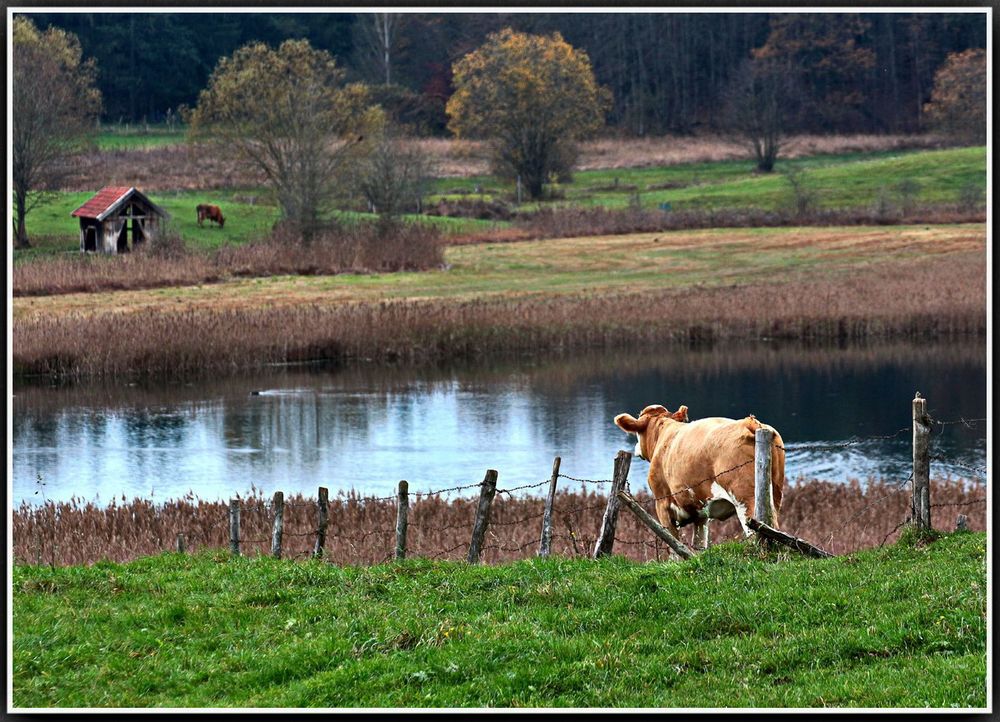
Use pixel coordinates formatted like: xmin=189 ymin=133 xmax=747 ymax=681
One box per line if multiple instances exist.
xmin=614 ymin=403 xmax=785 ymax=551
xmin=196 ymin=204 xmax=225 ymax=228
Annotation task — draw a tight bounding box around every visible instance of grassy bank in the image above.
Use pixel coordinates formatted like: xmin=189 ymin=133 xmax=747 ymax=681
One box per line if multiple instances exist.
xmin=12 ymin=226 xmax=986 ymax=378
xmin=12 ymin=531 xmax=987 ymax=708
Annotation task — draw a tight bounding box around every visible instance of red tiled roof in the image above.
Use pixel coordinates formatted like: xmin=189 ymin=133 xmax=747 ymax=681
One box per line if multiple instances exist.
xmin=71 ymin=187 xmax=134 ymax=219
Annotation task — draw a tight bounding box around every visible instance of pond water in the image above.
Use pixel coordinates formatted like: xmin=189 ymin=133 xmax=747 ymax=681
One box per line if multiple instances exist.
xmin=11 ymin=339 xmax=988 ymax=507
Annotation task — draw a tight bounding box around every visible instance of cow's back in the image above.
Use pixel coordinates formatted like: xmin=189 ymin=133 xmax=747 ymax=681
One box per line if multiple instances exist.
xmin=654 ymin=416 xmax=783 ymax=518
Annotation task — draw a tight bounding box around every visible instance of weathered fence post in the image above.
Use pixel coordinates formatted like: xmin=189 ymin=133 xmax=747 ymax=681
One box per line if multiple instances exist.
xmin=271 ymin=491 xmax=284 ymax=559
xmin=912 ymin=392 xmax=932 ymax=531
xmin=594 ymin=451 xmax=631 ymax=559
xmin=467 ymin=470 xmax=499 ymax=564
xmin=955 ymin=514 xmax=969 ymax=532
xmin=229 ymin=498 xmax=241 ymax=557
xmin=538 ymin=457 xmax=561 ymax=558
xmin=313 ymin=486 xmax=329 ymax=559
xmin=396 ymin=480 xmax=409 ymax=560
xmin=754 ymin=427 xmax=776 ymax=528
xmin=176 ymin=533 xmax=185 ymax=554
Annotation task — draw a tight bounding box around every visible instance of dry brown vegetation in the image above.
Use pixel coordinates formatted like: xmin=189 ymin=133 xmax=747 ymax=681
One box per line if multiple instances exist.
xmin=450 ymin=205 xmax=986 ymax=246
xmin=59 ymin=134 xmax=947 ymax=191
xmin=12 ymin=477 xmax=985 ymax=567
xmin=13 ymin=222 xmax=443 ymax=297
xmin=12 ymin=249 xmax=985 ymax=379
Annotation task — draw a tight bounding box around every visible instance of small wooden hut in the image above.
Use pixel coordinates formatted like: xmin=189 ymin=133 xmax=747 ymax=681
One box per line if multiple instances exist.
xmin=71 ymin=186 xmax=170 ymax=254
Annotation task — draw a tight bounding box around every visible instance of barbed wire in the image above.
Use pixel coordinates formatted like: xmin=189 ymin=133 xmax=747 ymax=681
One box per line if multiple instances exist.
xmin=930 ymin=497 xmax=987 ymax=509
xmin=558 ymin=473 xmax=613 ymax=484
xmin=823 ymin=474 xmax=913 ymax=546
xmin=929 ymin=455 xmax=987 ymax=478
xmin=933 ymin=416 xmax=987 ymax=428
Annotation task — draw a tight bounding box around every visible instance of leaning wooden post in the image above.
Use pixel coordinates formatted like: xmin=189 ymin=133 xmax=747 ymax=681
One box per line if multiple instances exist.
xmin=912 ymin=393 xmax=932 ymax=531
xmin=594 ymin=451 xmax=631 ymax=559
xmin=467 ymin=470 xmax=499 ymax=564
xmin=395 ymin=480 xmax=409 ymax=560
xmin=537 ymin=457 xmax=561 ymax=558
xmin=754 ymin=428 xmax=776 ymax=528
xmin=617 ymin=488 xmax=694 ymax=560
xmin=229 ymin=498 xmax=241 ymax=557
xmin=313 ymin=486 xmax=329 ymax=559
xmin=271 ymin=491 xmax=284 ymax=559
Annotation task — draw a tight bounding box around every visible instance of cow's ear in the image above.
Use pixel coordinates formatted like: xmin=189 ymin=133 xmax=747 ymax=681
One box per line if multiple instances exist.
xmin=671 ymin=405 xmax=689 ymax=422
xmin=615 ymin=413 xmax=648 ymax=433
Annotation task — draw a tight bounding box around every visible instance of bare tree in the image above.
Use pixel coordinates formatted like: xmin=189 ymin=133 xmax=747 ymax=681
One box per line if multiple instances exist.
xmin=354 ymin=12 xmax=407 ymax=86
xmin=12 ymin=18 xmax=101 ymax=249
xmin=720 ymin=58 xmax=802 ymax=173
xmin=358 ymin=126 xmax=433 ymax=218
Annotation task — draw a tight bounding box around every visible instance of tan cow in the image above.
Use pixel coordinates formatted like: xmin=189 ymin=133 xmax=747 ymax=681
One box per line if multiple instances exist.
xmin=614 ymin=404 xmax=785 ymax=550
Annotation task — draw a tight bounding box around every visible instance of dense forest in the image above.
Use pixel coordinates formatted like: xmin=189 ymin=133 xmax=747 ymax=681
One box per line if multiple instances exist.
xmin=23 ymin=11 xmax=988 ymax=136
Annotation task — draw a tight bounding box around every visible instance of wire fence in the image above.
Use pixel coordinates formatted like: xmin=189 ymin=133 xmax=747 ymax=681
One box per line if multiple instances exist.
xmin=12 ymin=402 xmax=987 ymax=568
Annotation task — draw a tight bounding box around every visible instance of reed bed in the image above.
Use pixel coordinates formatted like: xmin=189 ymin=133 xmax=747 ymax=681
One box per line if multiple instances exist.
xmin=12 ymin=477 xmax=986 ymax=568
xmin=12 ymin=252 xmax=986 ymax=380
xmin=13 ymin=222 xmax=443 ymax=297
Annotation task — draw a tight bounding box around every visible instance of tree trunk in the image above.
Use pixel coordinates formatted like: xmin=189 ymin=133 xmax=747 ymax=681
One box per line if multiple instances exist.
xmin=14 ymin=191 xmax=30 ymax=248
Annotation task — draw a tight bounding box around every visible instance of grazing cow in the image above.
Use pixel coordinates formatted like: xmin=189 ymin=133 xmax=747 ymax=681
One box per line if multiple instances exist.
xmin=614 ymin=404 xmax=785 ymax=551
xmin=196 ymin=204 xmax=225 ymax=228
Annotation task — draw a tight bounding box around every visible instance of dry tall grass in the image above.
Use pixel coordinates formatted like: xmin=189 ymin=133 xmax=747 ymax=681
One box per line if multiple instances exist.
xmin=449 ymin=205 xmax=986 ymax=247
xmin=12 ymin=477 xmax=985 ymax=567
xmin=13 ymin=222 xmax=443 ymax=297
xmin=12 ymin=252 xmax=986 ymax=379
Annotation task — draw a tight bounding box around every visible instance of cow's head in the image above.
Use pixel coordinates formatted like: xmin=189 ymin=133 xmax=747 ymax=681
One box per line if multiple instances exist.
xmin=614 ymin=404 xmax=688 ymax=461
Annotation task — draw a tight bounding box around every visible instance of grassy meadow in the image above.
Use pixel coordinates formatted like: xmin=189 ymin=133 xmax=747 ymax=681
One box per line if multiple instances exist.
xmin=428 ymin=146 xmax=987 ymax=213
xmin=12 ymin=531 xmax=987 ymax=708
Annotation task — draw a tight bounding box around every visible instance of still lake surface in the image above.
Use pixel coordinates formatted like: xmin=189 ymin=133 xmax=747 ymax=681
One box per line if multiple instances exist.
xmin=12 ymin=339 xmax=988 ymax=507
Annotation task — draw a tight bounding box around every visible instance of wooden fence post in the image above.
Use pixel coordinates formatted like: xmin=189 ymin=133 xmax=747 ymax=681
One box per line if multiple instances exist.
xmin=396 ymin=480 xmax=409 ymax=560
xmin=176 ymin=533 xmax=185 ymax=554
xmin=594 ymin=451 xmax=631 ymax=559
xmin=955 ymin=514 xmax=969 ymax=532
xmin=229 ymin=498 xmax=241 ymax=557
xmin=538 ymin=457 xmax=561 ymax=558
xmin=313 ymin=486 xmax=329 ymax=559
xmin=912 ymin=393 xmax=932 ymax=531
xmin=271 ymin=491 xmax=284 ymax=559
xmin=754 ymin=427 xmax=776 ymax=528
xmin=467 ymin=470 xmax=499 ymax=564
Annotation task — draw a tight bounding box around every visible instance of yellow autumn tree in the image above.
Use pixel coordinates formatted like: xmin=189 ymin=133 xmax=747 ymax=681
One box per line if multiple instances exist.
xmin=446 ymin=29 xmax=610 ymax=200
xmin=923 ymin=48 xmax=986 ymax=144
xmin=13 ymin=17 xmax=101 ymax=249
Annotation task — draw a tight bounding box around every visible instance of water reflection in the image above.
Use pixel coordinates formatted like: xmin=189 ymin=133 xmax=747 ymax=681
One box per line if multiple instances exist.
xmin=12 ymin=339 xmax=988 ymax=506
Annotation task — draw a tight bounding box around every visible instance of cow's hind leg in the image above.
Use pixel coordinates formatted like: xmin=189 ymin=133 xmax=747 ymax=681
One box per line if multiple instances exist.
xmin=692 ymin=519 xmax=709 ymax=551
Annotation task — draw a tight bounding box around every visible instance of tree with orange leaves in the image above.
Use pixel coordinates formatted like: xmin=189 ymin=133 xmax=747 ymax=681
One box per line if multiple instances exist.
xmin=446 ymin=29 xmax=610 ymax=200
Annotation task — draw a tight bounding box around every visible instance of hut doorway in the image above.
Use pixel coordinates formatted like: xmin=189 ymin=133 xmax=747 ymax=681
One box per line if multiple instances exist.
xmin=116 ymin=221 xmax=129 ymax=253
xmin=84 ymin=227 xmax=97 ymax=252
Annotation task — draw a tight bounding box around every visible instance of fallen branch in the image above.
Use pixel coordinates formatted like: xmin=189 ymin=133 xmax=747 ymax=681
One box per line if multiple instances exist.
xmin=747 ymin=518 xmax=835 ymax=559
xmin=617 ymin=489 xmax=695 ymax=560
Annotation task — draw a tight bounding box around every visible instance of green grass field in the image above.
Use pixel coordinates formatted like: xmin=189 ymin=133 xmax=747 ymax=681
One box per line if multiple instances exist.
xmin=94 ymin=124 xmax=188 ymax=150
xmin=14 ymin=189 xmax=501 ymax=260
xmin=12 ymin=531 xmax=987 ymax=709
xmin=429 ymin=146 xmax=986 ymax=213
